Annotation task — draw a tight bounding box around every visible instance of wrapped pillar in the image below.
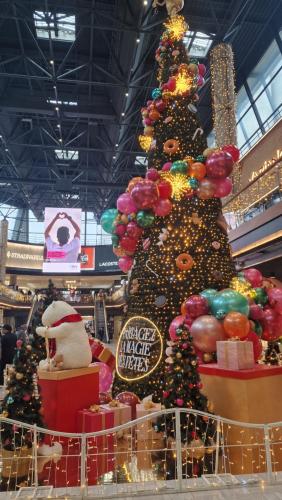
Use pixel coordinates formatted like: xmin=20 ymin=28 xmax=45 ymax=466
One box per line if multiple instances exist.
xmin=210 ymin=43 xmax=240 ymax=189
xmin=0 ymin=219 xmax=8 ymax=283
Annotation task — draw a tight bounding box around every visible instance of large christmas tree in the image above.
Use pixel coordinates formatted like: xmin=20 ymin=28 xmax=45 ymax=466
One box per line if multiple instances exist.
xmin=106 ymin=15 xmax=236 ymax=400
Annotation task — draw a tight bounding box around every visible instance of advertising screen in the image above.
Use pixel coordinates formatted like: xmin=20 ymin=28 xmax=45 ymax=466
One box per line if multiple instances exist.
xmin=80 ymin=246 xmax=95 ymax=270
xmin=43 ymin=208 xmax=81 ymax=273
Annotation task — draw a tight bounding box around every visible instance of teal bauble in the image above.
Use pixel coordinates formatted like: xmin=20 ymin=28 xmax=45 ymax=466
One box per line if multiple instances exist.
xmin=254 ymin=320 xmax=263 ymax=336
xmin=196 ymin=155 xmax=205 ymax=163
xmin=254 ymin=287 xmax=268 ymax=306
xmin=100 ymin=208 xmax=118 ymax=234
xmin=152 ymin=88 xmax=162 ymax=100
xmin=211 ymin=289 xmax=249 ymax=317
xmin=187 ymin=177 xmax=199 ymax=189
xmin=136 ymin=210 xmax=155 ymax=228
xmin=200 ymin=289 xmax=218 ymax=306
xmin=170 ymin=160 xmax=187 ymax=174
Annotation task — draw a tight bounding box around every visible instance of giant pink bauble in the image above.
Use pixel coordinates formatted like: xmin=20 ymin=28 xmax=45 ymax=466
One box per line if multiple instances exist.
xmin=249 ymin=303 xmax=264 ymax=321
xmin=197 ymin=75 xmax=205 ymax=87
xmin=115 ymin=224 xmax=126 ymax=237
xmin=117 ymin=192 xmax=137 ymax=215
xmin=191 ymin=315 xmax=226 ymax=353
xmin=120 ymin=236 xmax=138 ymax=253
xmin=146 ymin=168 xmax=160 ymax=181
xmin=154 ymin=198 xmax=172 ymax=216
xmin=118 ymin=256 xmax=133 ymax=273
xmin=206 ymin=151 xmax=234 ymax=179
xmin=246 ymin=331 xmax=262 ymax=361
xmin=213 ymin=177 xmax=233 ymax=198
xmin=126 ymin=221 xmax=143 ymax=239
xmin=144 ymin=117 xmax=153 ymax=126
xmin=169 ymin=315 xmax=185 ymax=341
xmin=222 ymin=144 xmax=240 ymax=162
xmin=167 ymin=77 xmax=176 ymax=91
xmin=198 ymin=178 xmax=216 ymax=199
xmin=183 ymin=295 xmax=209 ymax=319
xmin=261 ymin=307 xmax=282 ymax=341
xmin=131 ymin=180 xmax=159 ymax=209
xmin=243 ymin=268 xmax=263 ymax=288
xmin=267 ymin=288 xmax=282 ymax=315
xmin=198 ymin=63 xmax=206 ymax=77
xmin=92 ymin=362 xmax=113 ymax=393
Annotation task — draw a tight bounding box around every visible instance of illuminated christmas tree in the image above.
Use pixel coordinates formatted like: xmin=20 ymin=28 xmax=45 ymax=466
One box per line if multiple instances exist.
xmin=106 ymin=15 xmax=237 ymax=400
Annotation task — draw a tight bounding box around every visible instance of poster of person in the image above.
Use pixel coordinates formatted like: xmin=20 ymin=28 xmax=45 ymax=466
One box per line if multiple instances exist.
xmin=43 ymin=208 xmax=82 ymax=273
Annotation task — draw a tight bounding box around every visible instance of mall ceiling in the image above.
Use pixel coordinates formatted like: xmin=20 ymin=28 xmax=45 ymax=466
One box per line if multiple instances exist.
xmin=0 ymin=0 xmax=281 ymax=220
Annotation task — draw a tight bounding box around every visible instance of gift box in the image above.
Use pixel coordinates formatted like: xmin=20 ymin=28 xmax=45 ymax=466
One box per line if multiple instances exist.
xmin=115 ymin=436 xmax=133 ymax=467
xmin=77 ymin=407 xmax=115 ymax=477
xmin=136 ymin=402 xmax=162 ymax=440
xmin=90 ymin=339 xmax=115 ymax=371
xmin=101 ymin=400 xmax=131 ymax=429
xmin=38 ymin=366 xmax=99 ymax=432
xmin=136 ymin=440 xmax=153 ymax=470
xmin=216 ymin=340 xmax=255 ymax=370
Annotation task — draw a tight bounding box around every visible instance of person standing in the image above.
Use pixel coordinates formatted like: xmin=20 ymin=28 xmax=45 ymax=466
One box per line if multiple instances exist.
xmin=0 ymin=325 xmax=17 ymax=384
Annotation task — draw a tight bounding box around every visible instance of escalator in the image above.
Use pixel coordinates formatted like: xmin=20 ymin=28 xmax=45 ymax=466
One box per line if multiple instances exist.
xmin=94 ymin=296 xmax=109 ymax=342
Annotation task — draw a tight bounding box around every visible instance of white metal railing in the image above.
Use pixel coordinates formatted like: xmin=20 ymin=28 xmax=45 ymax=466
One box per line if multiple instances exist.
xmin=0 ymin=408 xmax=281 ymax=498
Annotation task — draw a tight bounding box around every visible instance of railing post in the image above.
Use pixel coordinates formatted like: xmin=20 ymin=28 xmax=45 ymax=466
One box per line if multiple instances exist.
xmin=80 ymin=434 xmax=87 ymax=497
xmin=33 ymin=424 xmax=38 ymax=488
xmin=215 ymin=419 xmax=221 ymax=475
xmin=263 ymin=425 xmax=273 ymax=484
xmin=175 ymin=409 xmax=183 ymax=491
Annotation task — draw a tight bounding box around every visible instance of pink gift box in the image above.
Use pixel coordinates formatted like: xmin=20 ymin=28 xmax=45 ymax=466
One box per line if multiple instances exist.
xmin=216 ymin=340 xmax=255 ymax=370
xmin=136 ymin=403 xmax=162 ymax=440
xmin=100 ymin=402 xmax=131 ymax=428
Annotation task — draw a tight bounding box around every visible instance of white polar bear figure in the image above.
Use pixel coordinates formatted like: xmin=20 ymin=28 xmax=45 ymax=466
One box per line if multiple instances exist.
xmin=36 ymin=300 xmax=92 ymax=371
xmin=153 ymin=0 xmax=184 ymax=17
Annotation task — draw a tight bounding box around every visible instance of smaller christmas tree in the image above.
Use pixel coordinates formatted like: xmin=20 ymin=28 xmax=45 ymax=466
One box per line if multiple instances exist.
xmin=264 ymin=341 xmax=280 ymax=365
xmin=155 ymin=323 xmax=216 ymax=477
xmin=0 ymin=280 xmax=61 ymax=490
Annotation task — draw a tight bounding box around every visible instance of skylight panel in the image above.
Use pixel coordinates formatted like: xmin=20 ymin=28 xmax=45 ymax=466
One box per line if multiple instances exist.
xmin=135 ymin=155 xmax=148 ymax=167
xmin=184 ymin=31 xmax=213 ymax=58
xmin=55 ymin=149 xmax=78 ymax=160
xmin=34 ymin=11 xmax=75 ymax=42
xmin=47 ymin=99 xmax=78 ymax=106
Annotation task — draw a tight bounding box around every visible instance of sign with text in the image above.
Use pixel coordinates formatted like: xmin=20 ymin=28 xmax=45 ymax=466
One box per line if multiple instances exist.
xmin=95 ymin=245 xmax=119 ymax=272
xmin=6 ymin=242 xmax=43 ymax=270
xmin=116 ymin=316 xmax=163 ymax=382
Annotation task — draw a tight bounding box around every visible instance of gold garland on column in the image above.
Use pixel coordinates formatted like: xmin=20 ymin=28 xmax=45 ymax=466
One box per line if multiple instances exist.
xmin=210 ymin=43 xmax=241 ymax=190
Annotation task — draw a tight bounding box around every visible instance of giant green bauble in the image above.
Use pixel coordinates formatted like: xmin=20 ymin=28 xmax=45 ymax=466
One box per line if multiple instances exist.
xmin=100 ymin=208 xmax=118 ymax=234
xmin=200 ymin=289 xmax=218 ymax=306
xmin=136 ymin=210 xmax=155 ymax=228
xmin=210 ymin=289 xmax=249 ymax=319
xmin=111 ymin=234 xmax=119 ymax=247
xmin=254 ymin=287 xmax=268 ymax=306
xmin=170 ymin=160 xmax=187 ymax=175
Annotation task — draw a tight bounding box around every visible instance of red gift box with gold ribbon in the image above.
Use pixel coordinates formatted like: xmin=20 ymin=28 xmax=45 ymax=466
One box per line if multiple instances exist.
xmin=77 ymin=406 xmax=115 ymax=477
xmin=90 ymin=339 xmax=116 ymax=371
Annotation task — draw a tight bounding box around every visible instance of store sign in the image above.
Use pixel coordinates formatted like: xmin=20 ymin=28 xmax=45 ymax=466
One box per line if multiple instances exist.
xmin=95 ymin=245 xmax=119 ymax=272
xmin=248 ymin=149 xmax=282 ymax=182
xmin=116 ymin=316 xmax=163 ymax=381
xmin=6 ymin=242 xmax=43 ymax=270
